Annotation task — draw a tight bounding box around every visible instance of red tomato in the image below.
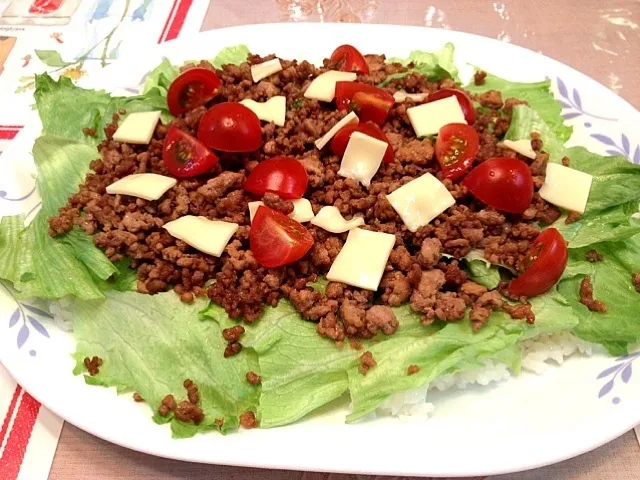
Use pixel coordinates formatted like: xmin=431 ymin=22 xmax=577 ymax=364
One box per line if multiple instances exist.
xmin=167 ymin=68 xmax=222 ymax=117
xmin=250 ymin=206 xmax=314 ymax=268
xmin=162 ymin=126 xmax=219 ymax=178
xmin=463 ymin=157 xmax=533 ymax=214
xmin=330 ymin=122 xmax=394 ymax=163
xmin=349 ymin=91 xmax=394 ymax=125
xmin=330 ymin=45 xmax=369 ymax=74
xmin=197 ymin=102 xmax=262 ymax=152
xmin=428 ymin=88 xmax=475 ymax=125
xmin=508 ymin=228 xmax=568 ymax=297
xmin=435 ymin=124 xmax=479 ymax=181
xmin=243 ymin=157 xmax=308 ymax=199
xmin=334 ymin=82 xmax=393 ymax=111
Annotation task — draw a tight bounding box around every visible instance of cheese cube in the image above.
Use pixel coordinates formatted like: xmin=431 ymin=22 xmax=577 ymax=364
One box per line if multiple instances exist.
xmin=407 ymin=96 xmax=466 ymax=137
xmin=337 ymin=131 xmax=387 ymax=187
xmin=112 ymin=111 xmax=162 ymax=145
xmin=163 ymin=216 xmax=238 ymax=257
xmin=310 ymin=206 xmax=364 ymax=233
xmin=304 ymin=70 xmax=357 ymax=102
xmin=327 ymin=228 xmax=395 ymax=291
xmin=315 ymin=111 xmax=359 ymax=150
xmin=251 ymin=58 xmax=282 ymax=83
xmin=240 ymin=96 xmax=286 ymax=126
xmin=106 ymin=173 xmax=176 ymax=201
xmin=539 ymin=163 xmax=593 ymax=213
xmin=393 ymin=91 xmax=428 ymax=103
xmin=386 ymin=173 xmax=455 ymax=232
xmin=248 ymin=199 xmax=315 ymax=223
xmin=502 ymin=139 xmax=537 ymax=159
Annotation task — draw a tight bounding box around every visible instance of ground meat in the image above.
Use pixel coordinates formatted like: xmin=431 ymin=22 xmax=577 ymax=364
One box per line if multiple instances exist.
xmin=364 ymin=305 xmax=398 ymax=335
xmin=359 ymin=351 xmax=377 ymax=375
xmin=417 ymin=238 xmax=442 ymax=268
xmin=633 ymin=273 xmax=640 ymax=293
xmin=82 ymin=127 xmax=96 ymax=137
xmin=502 ymin=302 xmax=535 ymax=324
xmin=470 ymin=290 xmax=505 ymax=330
xmin=477 ymin=90 xmax=503 ymax=109
xmin=184 ymin=379 xmax=199 ymax=405
xmin=434 ymin=292 xmax=466 ymax=321
xmin=133 ymin=393 xmax=144 ymax=402
xmin=585 ymin=249 xmax=604 ymax=262
xmin=174 ymin=401 xmax=205 ymax=425
xmin=562 ymin=156 xmax=571 ymax=167
xmin=474 ymin=70 xmax=487 ymax=85
xmin=579 ymin=276 xmax=607 ymax=312
xmin=460 ymin=281 xmax=488 ymax=299
xmin=565 ymin=211 xmax=582 ymax=224
xmin=262 ymin=192 xmax=294 ymax=214
xmin=222 ymin=325 xmax=245 ymax=342
xmin=395 ymin=138 xmax=435 ymax=165
xmin=224 ymin=342 xmax=243 ymax=358
xmin=503 ymin=98 xmax=528 ymax=114
xmin=246 ymin=371 xmax=261 ymax=385
xmin=380 ymin=271 xmax=411 ymax=306
xmin=407 ymin=365 xmax=420 ymax=375
xmin=390 ymin=246 xmax=414 ymax=271
xmin=197 ymin=172 xmax=245 ymax=201
xmin=83 ymin=356 xmax=103 ymax=376
xmin=158 ymin=394 xmax=176 ymax=417
xmin=239 ymin=411 xmax=258 ymax=429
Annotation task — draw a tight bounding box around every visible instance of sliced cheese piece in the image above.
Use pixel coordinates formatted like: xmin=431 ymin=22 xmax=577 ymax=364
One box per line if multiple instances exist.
xmin=106 ymin=173 xmax=176 ymax=201
xmin=539 ymin=163 xmax=593 ymax=213
xmin=393 ymin=91 xmax=428 ymax=103
xmin=407 ymin=96 xmax=466 ymax=137
xmin=326 ymin=228 xmax=395 ymax=291
xmin=311 ymin=206 xmax=364 ymax=233
xmin=386 ymin=173 xmax=455 ymax=232
xmin=337 ymin=131 xmax=387 ymax=187
xmin=304 ymin=70 xmax=357 ymax=102
xmin=248 ymin=199 xmax=315 ymax=223
xmin=502 ymin=139 xmax=536 ymax=160
xmin=315 ymin=111 xmax=359 ymax=150
xmin=240 ymin=96 xmax=286 ymax=127
xmin=251 ymin=58 xmax=282 ymax=83
xmin=112 ymin=111 xmax=162 ymax=145
xmin=163 ymin=216 xmax=238 ymax=257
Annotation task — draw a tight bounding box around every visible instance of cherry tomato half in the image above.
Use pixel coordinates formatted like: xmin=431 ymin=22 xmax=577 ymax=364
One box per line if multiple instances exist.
xmin=330 ymin=122 xmax=394 ymax=163
xmin=428 ymin=88 xmax=475 ymax=125
xmin=508 ymin=228 xmax=568 ymax=297
xmin=162 ymin=126 xmax=219 ymax=178
xmin=335 ymin=82 xmax=393 ymax=111
xmin=167 ymin=68 xmax=222 ymax=117
xmin=197 ymin=102 xmax=262 ymax=152
xmin=330 ymin=45 xmax=369 ymax=75
xmin=349 ymin=91 xmax=394 ymax=125
xmin=250 ymin=206 xmax=314 ymax=268
xmin=243 ymin=157 xmax=308 ymax=200
xmin=435 ymin=124 xmax=479 ymax=181
xmin=463 ymin=157 xmax=533 ymax=214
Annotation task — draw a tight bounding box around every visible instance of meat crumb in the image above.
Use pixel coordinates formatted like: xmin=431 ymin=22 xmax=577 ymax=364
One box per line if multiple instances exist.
xmin=215 ymin=418 xmax=224 ymax=428
xmin=158 ymin=394 xmax=177 ymax=417
xmin=565 ymin=211 xmax=582 ymax=224
xmin=246 ymin=371 xmax=261 ymax=385
xmin=174 ymin=400 xmax=205 ymax=425
xmin=561 ymin=156 xmax=571 ymax=167
xmin=184 ymin=379 xmax=199 ymax=405
xmin=633 ymin=273 xmax=640 ymax=293
xmin=239 ymin=411 xmax=258 ymax=429
xmin=133 ymin=392 xmax=144 ymax=402
xmin=224 ymin=342 xmax=243 ymax=358
xmin=349 ymin=339 xmax=363 ymax=350
xmin=359 ymin=351 xmax=377 ymax=375
xmin=223 ymin=325 xmax=245 ymax=342
xmin=585 ymin=249 xmax=604 ymax=262
xmin=502 ymin=302 xmax=535 ymax=324
xmin=407 ymin=365 xmax=420 ymax=375
xmin=580 ymin=276 xmax=608 ymax=312
xmin=82 ymin=127 xmax=96 ymax=137
xmin=474 ymin=70 xmax=487 ymax=86
xmin=83 ymin=356 xmax=103 ymax=376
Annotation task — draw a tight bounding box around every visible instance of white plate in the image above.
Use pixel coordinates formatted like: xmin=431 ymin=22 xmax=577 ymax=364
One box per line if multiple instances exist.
xmin=1 ymin=23 xmax=639 ymax=477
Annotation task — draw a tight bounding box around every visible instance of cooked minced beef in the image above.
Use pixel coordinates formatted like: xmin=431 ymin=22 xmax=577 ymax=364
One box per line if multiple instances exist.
xmin=359 ymin=351 xmax=377 ymax=375
xmin=633 ymin=273 xmax=640 ymax=293
xmin=246 ymin=371 xmax=261 ymax=385
xmin=83 ymin=356 xmax=103 ymax=376
xmin=407 ymin=365 xmax=420 ymax=375
xmin=580 ymin=276 xmax=608 ymax=312
xmin=49 ymin=52 xmax=566 ymax=343
xmin=239 ymin=411 xmax=258 ymax=429
xmin=585 ymin=249 xmax=604 ymax=262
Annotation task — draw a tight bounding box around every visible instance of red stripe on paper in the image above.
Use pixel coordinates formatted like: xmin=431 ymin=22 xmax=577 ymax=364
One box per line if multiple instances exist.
xmin=0 ymin=392 xmax=41 ymax=480
xmin=158 ymin=0 xmax=179 ymax=43
xmin=163 ymin=0 xmax=193 ymax=42
xmin=0 ymin=126 xmax=21 ymax=140
xmin=0 ymin=386 xmax=22 ymax=450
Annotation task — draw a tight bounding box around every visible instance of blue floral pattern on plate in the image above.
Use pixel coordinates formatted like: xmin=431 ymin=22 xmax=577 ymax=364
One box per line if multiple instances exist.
xmin=1 ymin=282 xmax=52 ymax=356
xmin=597 ymin=352 xmax=640 ymax=405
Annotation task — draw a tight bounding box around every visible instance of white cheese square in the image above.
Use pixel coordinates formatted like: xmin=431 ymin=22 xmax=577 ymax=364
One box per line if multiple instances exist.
xmin=251 ymin=58 xmax=283 ymax=83
xmin=502 ymin=139 xmax=537 ymax=159
xmin=393 ymin=91 xmax=428 ymax=103
xmin=310 ymin=206 xmax=365 ymax=233
xmin=240 ymin=96 xmax=286 ymax=126
xmin=304 ymin=70 xmax=357 ymax=102
xmin=112 ymin=111 xmax=162 ymax=145
xmin=106 ymin=173 xmax=176 ymax=201
xmin=326 ymin=228 xmax=395 ymax=291
xmin=386 ymin=173 xmax=455 ymax=232
xmin=248 ymin=199 xmax=315 ymax=223
xmin=337 ymin=131 xmax=387 ymax=187
xmin=407 ymin=96 xmax=466 ymax=137
xmin=314 ymin=111 xmax=359 ymax=150
xmin=539 ymin=163 xmax=593 ymax=213
xmin=163 ymin=216 xmax=238 ymax=257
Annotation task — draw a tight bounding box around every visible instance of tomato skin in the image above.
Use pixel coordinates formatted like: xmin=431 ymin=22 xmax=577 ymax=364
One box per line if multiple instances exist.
xmin=167 ymin=68 xmax=222 ymax=117
xmin=463 ymin=157 xmax=533 ymax=214
xmin=330 ymin=45 xmax=369 ymax=74
xmin=250 ymin=206 xmax=314 ymax=268
xmin=244 ymin=157 xmax=308 ymax=199
xmin=349 ymin=91 xmax=394 ymax=125
xmin=428 ymin=88 xmax=475 ymax=125
xmin=335 ymin=82 xmax=392 ymax=111
xmin=435 ymin=124 xmax=479 ymax=181
xmin=330 ymin=122 xmax=394 ymax=163
xmin=162 ymin=126 xmax=219 ymax=178
xmin=197 ymin=102 xmax=262 ymax=152
xmin=508 ymin=228 xmax=568 ymax=297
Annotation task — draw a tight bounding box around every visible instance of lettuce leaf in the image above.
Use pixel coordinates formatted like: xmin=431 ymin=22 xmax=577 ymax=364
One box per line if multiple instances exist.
xmin=464 ymin=251 xmax=501 ymax=289
xmin=211 ymin=44 xmax=250 ymax=69
xmin=379 ymin=43 xmax=459 ymax=86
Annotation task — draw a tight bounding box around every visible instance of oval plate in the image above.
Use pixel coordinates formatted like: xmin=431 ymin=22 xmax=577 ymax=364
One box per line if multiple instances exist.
xmin=1 ymin=23 xmax=639 ymax=477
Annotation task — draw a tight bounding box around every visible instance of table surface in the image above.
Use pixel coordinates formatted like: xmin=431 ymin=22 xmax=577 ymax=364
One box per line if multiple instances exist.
xmin=49 ymin=0 xmax=640 ymax=478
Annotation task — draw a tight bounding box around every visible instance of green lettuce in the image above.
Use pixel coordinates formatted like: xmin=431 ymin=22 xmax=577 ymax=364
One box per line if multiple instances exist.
xmin=464 ymin=251 xmax=501 ymax=289
xmin=379 ymin=43 xmax=459 ymax=86
xmin=211 ymin=44 xmax=250 ymax=69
